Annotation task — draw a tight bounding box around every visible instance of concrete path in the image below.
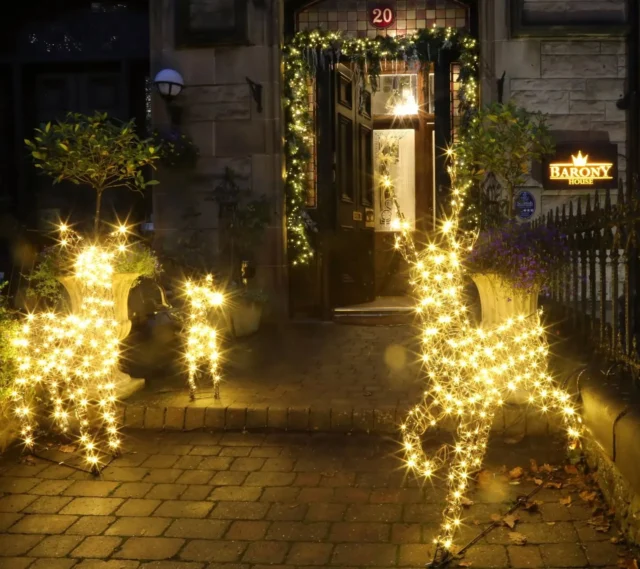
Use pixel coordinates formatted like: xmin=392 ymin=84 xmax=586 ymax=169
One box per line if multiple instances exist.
xmin=0 ymin=431 xmax=633 ymax=568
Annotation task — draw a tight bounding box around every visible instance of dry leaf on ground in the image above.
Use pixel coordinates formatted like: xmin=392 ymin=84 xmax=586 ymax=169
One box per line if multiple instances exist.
xmin=461 ymin=496 xmax=474 ymax=507
xmin=522 ymin=501 xmax=542 ymax=512
xmin=564 ymin=465 xmax=579 ymax=474
xmin=490 ymin=513 xmax=502 ymax=523
xmin=545 ymin=481 xmax=563 ymax=489
xmin=533 ymin=478 xmax=544 ymax=486
xmin=580 ymin=490 xmax=597 ymax=502
xmin=503 ymin=514 xmax=519 ymax=529
xmin=509 ymin=467 xmax=524 ymax=480
xmin=617 ymin=559 xmax=639 ymax=569
xmin=59 ymin=445 xmax=76 ymax=453
xmin=530 ymin=459 xmax=539 ymax=473
xmin=611 ymin=536 xmax=623 ymax=545
xmin=560 ymin=496 xmax=572 ymax=506
xmin=540 ymin=463 xmax=553 ymax=473
xmin=509 ymin=532 xmax=528 ymax=545
xmin=458 ymin=562 xmax=472 ymax=567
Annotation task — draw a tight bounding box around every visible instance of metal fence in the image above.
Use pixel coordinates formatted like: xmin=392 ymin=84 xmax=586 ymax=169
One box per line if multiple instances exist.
xmin=534 ymin=178 xmax=640 ymax=377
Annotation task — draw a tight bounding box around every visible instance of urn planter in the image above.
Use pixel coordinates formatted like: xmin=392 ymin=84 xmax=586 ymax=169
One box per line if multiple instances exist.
xmin=230 ymin=300 xmax=263 ymax=337
xmin=58 ymin=272 xmax=145 ymax=400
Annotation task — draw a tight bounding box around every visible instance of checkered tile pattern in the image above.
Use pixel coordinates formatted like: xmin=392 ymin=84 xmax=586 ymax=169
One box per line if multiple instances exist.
xmin=297 ymin=0 xmax=469 ymax=38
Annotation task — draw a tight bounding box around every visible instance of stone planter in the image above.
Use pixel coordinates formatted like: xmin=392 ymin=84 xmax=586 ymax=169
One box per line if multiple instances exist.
xmin=58 ymin=272 xmax=145 ymax=400
xmin=231 ymin=300 xmax=263 ymax=337
xmin=471 ymin=273 xmax=540 ymax=406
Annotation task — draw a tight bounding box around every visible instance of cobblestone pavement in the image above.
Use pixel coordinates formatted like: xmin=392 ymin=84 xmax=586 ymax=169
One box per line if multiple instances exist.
xmin=0 ymin=431 xmax=633 ymax=569
xmin=125 ymin=322 xmax=421 ymax=410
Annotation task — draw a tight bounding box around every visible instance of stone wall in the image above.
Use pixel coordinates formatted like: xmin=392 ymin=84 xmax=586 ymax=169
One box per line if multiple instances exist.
xmin=480 ymin=0 xmax=628 ymax=220
xmin=150 ymin=0 xmax=287 ymax=313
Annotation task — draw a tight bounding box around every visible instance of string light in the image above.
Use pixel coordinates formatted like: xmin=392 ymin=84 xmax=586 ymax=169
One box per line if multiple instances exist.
xmin=184 ymin=275 xmax=224 ymax=400
xmin=395 ymin=145 xmax=583 ymax=561
xmin=10 ymin=224 xmax=136 ymax=471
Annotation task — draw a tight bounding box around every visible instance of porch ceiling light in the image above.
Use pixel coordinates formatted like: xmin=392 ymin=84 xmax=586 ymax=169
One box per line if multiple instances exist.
xmin=153 ymin=69 xmax=185 ymax=100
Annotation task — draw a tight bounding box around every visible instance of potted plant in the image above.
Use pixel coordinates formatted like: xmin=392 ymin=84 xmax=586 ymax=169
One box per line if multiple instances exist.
xmin=213 ymin=168 xmax=271 ymax=337
xmin=25 ymin=111 xmax=160 ymax=397
xmin=457 ymin=102 xmax=558 ymax=326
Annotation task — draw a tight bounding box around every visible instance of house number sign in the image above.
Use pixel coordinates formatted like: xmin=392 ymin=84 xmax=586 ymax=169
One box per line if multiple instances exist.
xmin=369 ymin=3 xmax=395 ymax=28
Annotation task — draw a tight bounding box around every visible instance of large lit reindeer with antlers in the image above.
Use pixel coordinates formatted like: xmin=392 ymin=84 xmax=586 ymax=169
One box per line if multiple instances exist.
xmin=393 ymin=151 xmax=582 ymax=562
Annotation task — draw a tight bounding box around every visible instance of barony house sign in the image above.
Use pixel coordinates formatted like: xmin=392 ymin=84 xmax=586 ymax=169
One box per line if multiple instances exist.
xmin=544 ymin=142 xmax=618 ymax=190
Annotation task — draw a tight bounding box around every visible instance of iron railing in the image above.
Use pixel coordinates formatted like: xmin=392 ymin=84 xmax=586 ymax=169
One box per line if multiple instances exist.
xmin=534 ymin=178 xmax=640 ymax=378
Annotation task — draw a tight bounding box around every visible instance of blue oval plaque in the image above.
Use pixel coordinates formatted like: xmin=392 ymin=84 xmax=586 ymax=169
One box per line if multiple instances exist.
xmin=515 ymin=190 xmax=536 ymax=220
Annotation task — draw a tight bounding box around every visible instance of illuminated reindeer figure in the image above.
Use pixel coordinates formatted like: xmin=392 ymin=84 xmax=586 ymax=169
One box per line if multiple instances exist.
xmin=393 ymin=153 xmax=582 ymax=562
xmin=184 ymin=275 xmax=225 ymax=401
xmin=11 ymin=226 xmax=129 ymax=471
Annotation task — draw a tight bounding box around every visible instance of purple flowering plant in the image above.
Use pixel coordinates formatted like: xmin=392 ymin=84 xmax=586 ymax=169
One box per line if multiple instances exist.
xmin=465 ymin=221 xmax=569 ymax=291
xmin=151 ymin=128 xmax=200 ymax=169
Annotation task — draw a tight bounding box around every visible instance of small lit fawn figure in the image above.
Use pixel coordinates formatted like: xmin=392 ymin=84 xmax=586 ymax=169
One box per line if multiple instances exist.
xmin=184 ymin=275 xmax=225 ymax=401
xmin=393 ymin=155 xmax=582 ymax=564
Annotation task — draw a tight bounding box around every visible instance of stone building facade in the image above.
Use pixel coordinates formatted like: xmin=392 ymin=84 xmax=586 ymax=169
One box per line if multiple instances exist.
xmin=149 ymin=0 xmax=634 ymax=317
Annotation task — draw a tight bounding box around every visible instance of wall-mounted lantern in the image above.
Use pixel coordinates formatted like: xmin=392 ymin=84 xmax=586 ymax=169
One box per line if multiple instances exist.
xmin=153 ymin=69 xmax=185 ymax=126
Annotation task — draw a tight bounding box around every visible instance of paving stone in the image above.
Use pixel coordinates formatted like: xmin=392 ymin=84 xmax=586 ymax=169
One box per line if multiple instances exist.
xmin=189 ymin=446 xmax=221 ymax=457
xmin=539 ymin=543 xmax=589 ymax=567
xmin=328 ymin=522 xmax=390 ymax=542
xmin=334 ymin=488 xmax=371 ymax=503
xmin=297 ymin=488 xmax=334 ymax=503
xmin=292 ymin=473 xmax=319 ymax=487
xmin=242 ymin=541 xmax=289 ymax=564
xmin=0 ymin=477 xmax=41 ymax=493
xmin=113 ymin=483 xmax=154 ymax=499
xmin=153 ymin=500 xmax=213 ymax=518
xmin=38 ymin=465 xmax=77 ymax=479
xmin=390 ymin=523 xmax=422 ymax=544
xmin=516 ymin=522 xmax=578 ymax=544
xmin=61 ymin=498 xmax=123 ymax=516
xmin=63 ymin=482 xmax=120 ymax=497
xmin=244 ymin=473 xmax=295 ymax=487
xmin=115 ymin=499 xmax=161 ymax=517
xmin=172 ymin=456 xmax=204 ymax=471
xmin=230 ymin=458 xmax=265 ymax=472
xmin=24 ymin=496 xmax=74 ymax=514
xmin=209 ymin=502 xmax=269 ymax=520
xmin=185 ymin=407 xmax=206 ymax=431
xmin=143 ymin=470 xmax=183 ymax=484
xmin=165 ymin=519 xmax=229 ymax=539
xmin=573 ymin=520 xmax=613 ymax=541
xmin=507 ymin=545 xmax=544 ymax=568
xmin=287 ymin=542 xmax=334 ymax=565
xmin=180 ymin=486 xmax=211 ymax=501
xmin=10 ymin=514 xmax=78 ymax=534
xmin=70 ymin=536 xmax=123 ymax=558
xmin=30 ymin=559 xmax=78 ymax=569
xmin=106 ymin=516 xmax=172 ymax=537
xmin=110 ymin=454 xmax=149 ymax=468
xmin=261 ymin=459 xmax=294 ymax=472
xmin=538 ymin=502 xmax=573 ymax=522
xmin=0 ymin=512 xmax=23 ymax=531
xmin=141 ymin=456 xmax=180 ymax=469
xmin=179 ymin=540 xmax=246 ymax=562
xmin=220 ymin=448 xmax=252 ymax=458
xmin=146 ymin=484 xmax=187 ymax=500
xmin=0 ymin=534 xmax=44 ymax=556
xmin=398 ymin=544 xmax=435 ymax=566
xmin=403 ymin=504 xmax=448 ymax=523
xmin=139 ymin=563 xmax=203 ymax=569
xmin=65 ymin=516 xmax=116 ymax=536
xmin=100 ymin=468 xmax=149 ymax=483
xmin=345 ymin=504 xmax=402 ymax=523
xmin=199 ymin=457 xmax=233 ymax=471
xmin=306 ymin=503 xmax=346 ymax=522
xmin=370 ymin=488 xmax=423 ymax=503
xmin=28 ymin=535 xmax=84 ymax=557
xmin=226 ymin=521 xmax=269 ymax=540
xmin=0 ymin=494 xmax=38 ymax=512
xmin=332 ymin=543 xmax=397 ymax=566
xmin=267 ymin=503 xmax=308 ymax=521
xmin=209 ymin=486 xmax=262 ymax=502
xmin=114 ymin=537 xmax=185 ymax=560
xmin=583 ymin=541 xmax=625 ymax=566
xmin=175 ymin=471 xmax=212 ymax=485
xmin=74 ymin=560 xmax=139 ymax=569
xmin=0 ymin=557 xmax=34 ymax=569
xmin=266 ymin=521 xmax=329 ymax=541
xmin=462 ymin=545 xmax=509 ymax=568
xmin=29 ymin=480 xmax=74 ymax=496
xmin=209 ymin=472 xmax=247 ymax=486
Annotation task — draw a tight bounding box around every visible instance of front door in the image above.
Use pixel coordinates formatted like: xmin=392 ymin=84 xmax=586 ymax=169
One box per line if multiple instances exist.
xmin=317 ymin=63 xmax=375 ymax=309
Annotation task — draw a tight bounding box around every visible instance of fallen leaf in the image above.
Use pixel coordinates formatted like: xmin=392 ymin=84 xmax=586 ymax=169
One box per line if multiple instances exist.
xmin=617 ymin=559 xmax=638 ymax=569
xmin=509 ymin=481 xmax=521 ymax=486
xmin=545 ymin=481 xmax=563 ymax=490
xmin=509 ymin=467 xmax=524 ymax=480
xmin=546 ymin=522 xmax=556 ymax=526
xmin=564 ymin=465 xmax=579 ymax=474
xmin=59 ymin=445 xmax=76 ymax=453
xmin=473 ymin=520 xmax=481 ymax=526
xmin=504 ymin=436 xmax=524 ymax=445
xmin=522 ymin=501 xmax=542 ymax=512
xmin=509 ymin=532 xmax=527 ymax=545
xmin=611 ymin=536 xmax=623 ymax=545
xmin=530 ymin=459 xmax=539 ymax=473
xmin=503 ymin=514 xmax=519 ymax=529
xmin=461 ymin=496 xmax=474 ymax=507
xmin=560 ymin=496 xmax=572 ymax=506
xmin=458 ymin=562 xmax=472 ymax=567
xmin=580 ymin=490 xmax=597 ymax=502
xmin=540 ymin=463 xmax=553 ymax=473
xmin=533 ymin=478 xmax=544 ymax=486
xmin=490 ymin=513 xmax=502 ymax=523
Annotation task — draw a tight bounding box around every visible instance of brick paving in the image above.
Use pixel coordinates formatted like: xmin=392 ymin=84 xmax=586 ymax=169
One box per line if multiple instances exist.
xmin=0 ymin=430 xmax=632 ymax=568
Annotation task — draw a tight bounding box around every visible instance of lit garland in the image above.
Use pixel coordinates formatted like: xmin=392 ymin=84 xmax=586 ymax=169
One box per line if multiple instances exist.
xmin=394 ymin=148 xmax=583 ymax=561
xmin=183 ymin=275 xmax=225 ymax=400
xmin=11 ymin=224 xmax=135 ymax=471
xmin=283 ymin=27 xmax=478 ymax=266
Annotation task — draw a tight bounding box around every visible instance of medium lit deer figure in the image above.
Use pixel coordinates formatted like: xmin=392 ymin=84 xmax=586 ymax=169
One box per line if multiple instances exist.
xmin=184 ymin=275 xmax=224 ymax=400
xmin=393 ymin=152 xmax=582 ymax=562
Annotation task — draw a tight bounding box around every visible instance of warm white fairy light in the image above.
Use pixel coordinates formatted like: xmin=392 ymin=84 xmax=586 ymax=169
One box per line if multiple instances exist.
xmin=395 ymin=146 xmax=583 ymax=559
xmin=11 ymin=225 xmax=132 ymax=470
xmin=184 ymin=275 xmax=224 ymax=400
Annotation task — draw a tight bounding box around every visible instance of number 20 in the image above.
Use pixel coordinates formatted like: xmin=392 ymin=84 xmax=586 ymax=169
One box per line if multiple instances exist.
xmin=372 ymin=8 xmax=393 ymax=24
